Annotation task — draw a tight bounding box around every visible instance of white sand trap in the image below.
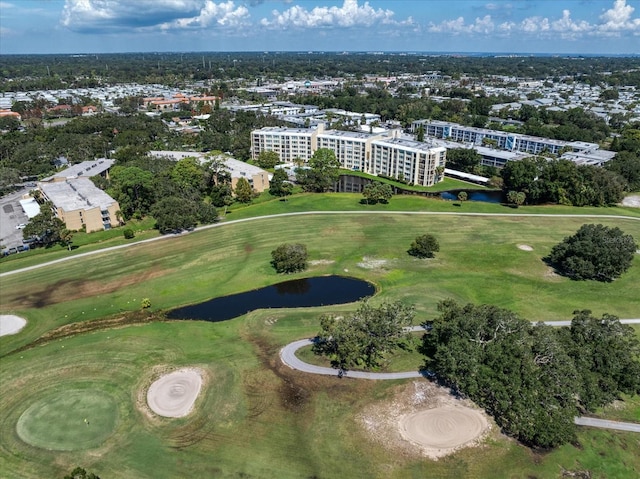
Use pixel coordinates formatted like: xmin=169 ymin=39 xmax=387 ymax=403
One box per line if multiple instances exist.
xmin=0 ymin=315 xmax=27 ymax=336
xmin=399 ymin=405 xmax=488 ymax=453
xmin=147 ymin=368 xmax=203 ymax=418
xmin=517 ymin=244 xmax=534 ymax=251
xmin=622 ymin=195 xmax=640 ymax=208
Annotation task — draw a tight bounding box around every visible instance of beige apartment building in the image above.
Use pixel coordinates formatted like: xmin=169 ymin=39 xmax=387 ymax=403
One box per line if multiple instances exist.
xmin=251 ymin=124 xmax=447 ymax=187
xmin=37 ymin=159 xmax=120 ymax=232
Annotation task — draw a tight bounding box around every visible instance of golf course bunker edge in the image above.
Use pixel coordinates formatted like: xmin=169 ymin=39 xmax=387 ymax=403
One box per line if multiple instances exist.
xmin=399 ymin=405 xmax=489 ymax=458
xmin=146 ymin=367 xmax=203 ymax=418
xmin=0 ymin=314 xmax=27 ymax=336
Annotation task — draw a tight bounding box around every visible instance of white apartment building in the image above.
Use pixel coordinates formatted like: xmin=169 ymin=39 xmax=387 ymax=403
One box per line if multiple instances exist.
xmin=251 ymin=127 xmax=315 ymax=163
xmin=371 ymin=138 xmax=446 ymax=187
xmin=251 ymin=124 xmax=446 ymax=187
xmin=411 ymin=119 xmax=602 ymax=157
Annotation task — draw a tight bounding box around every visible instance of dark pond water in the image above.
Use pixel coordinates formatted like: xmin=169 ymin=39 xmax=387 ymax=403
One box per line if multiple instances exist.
xmin=334 ymin=174 xmax=503 ymax=204
xmin=167 ymin=275 xmax=375 ymax=322
xmin=439 ymin=190 xmax=503 ymax=203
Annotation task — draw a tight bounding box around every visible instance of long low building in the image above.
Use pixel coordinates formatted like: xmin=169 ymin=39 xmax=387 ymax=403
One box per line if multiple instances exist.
xmin=251 ymin=124 xmax=446 ymax=187
xmin=410 ymin=119 xmax=610 ymax=160
xmin=148 ymin=151 xmax=271 ymax=193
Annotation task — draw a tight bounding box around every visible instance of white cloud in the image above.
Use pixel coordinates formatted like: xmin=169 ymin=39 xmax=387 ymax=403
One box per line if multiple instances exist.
xmin=428 ymin=15 xmax=495 ymax=35
xmin=598 ymin=0 xmax=640 ymax=34
xmin=61 ymin=0 xmax=249 ymax=32
xmin=260 ymin=0 xmax=408 ymax=30
xmin=430 ymin=0 xmax=640 ymax=40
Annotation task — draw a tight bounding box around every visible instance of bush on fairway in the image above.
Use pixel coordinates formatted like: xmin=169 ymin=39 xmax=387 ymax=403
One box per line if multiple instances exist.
xmin=271 ymin=243 xmax=308 ymax=273
xmin=408 ymin=234 xmax=440 ymax=258
xmin=546 ymin=224 xmax=637 ymax=281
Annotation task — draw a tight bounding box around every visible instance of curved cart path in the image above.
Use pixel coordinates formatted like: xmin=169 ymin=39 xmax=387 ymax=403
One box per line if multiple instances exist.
xmin=281 ymin=320 xmax=640 ymax=432
xmin=281 ymin=320 xmax=640 ymax=379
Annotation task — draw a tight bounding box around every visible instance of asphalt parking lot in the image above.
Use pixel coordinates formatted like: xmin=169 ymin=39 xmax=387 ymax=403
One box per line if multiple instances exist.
xmin=0 ymin=188 xmax=30 ymax=250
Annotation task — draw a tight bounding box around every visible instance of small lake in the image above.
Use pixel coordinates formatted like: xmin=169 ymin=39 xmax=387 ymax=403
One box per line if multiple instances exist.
xmin=334 ymin=174 xmax=503 ymax=204
xmin=167 ymin=275 xmax=375 ymax=322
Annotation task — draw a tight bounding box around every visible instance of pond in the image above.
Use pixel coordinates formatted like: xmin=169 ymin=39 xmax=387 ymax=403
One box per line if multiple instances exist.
xmin=334 ymin=174 xmax=503 ymax=204
xmin=167 ymin=275 xmax=375 ymax=322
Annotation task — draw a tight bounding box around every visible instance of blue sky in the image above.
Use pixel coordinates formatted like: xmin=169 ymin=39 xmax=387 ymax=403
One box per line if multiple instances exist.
xmin=1 ymin=0 xmax=639 ymax=54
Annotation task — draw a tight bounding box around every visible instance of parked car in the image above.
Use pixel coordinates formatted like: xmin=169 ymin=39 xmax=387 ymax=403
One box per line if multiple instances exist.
xmin=15 ymin=223 xmax=27 ymax=230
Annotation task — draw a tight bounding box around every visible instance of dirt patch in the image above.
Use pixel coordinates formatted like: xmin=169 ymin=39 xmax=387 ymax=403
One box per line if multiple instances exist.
xmin=358 ymin=381 xmax=491 ymax=460
xmin=357 ymin=257 xmax=389 ymax=270
xmin=621 ymin=195 xmax=640 ymax=208
xmin=544 ymin=267 xmax=562 ymax=281
xmin=309 ymin=260 xmax=335 ymax=266
xmin=146 ymin=368 xmax=204 ymax=418
xmin=0 ymin=314 xmax=27 ymax=336
xmin=517 ymin=244 xmax=534 ymax=251
xmin=5 ymin=266 xmax=171 ymax=309
xmin=8 ymin=310 xmax=163 ymax=357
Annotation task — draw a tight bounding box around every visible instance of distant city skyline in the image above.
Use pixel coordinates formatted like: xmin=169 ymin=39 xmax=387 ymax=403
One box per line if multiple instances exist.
xmin=1 ymin=0 xmax=639 ymax=55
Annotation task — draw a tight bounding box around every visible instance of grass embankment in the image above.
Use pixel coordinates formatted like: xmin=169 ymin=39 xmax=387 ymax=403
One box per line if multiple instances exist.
xmin=1 ymin=202 xmax=640 ymax=478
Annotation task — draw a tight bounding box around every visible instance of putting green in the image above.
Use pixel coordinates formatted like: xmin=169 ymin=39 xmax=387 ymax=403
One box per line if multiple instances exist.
xmin=16 ymin=389 xmax=118 ymax=451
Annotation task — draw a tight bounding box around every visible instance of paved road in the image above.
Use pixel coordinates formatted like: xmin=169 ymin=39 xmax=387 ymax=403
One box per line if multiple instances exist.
xmin=2 ymin=210 xmax=639 ymax=278
xmin=574 ymin=417 xmax=640 ymax=432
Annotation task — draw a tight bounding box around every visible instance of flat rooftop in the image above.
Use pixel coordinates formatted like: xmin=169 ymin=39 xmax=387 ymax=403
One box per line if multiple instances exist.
xmin=47 ymin=159 xmax=114 ymax=180
xmin=39 ymin=178 xmax=117 ymax=211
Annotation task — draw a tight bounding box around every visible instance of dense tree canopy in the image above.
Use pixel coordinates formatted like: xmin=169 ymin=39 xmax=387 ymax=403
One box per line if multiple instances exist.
xmin=423 ymin=300 xmax=579 ymax=448
xmin=270 ymin=243 xmax=308 ymax=274
xmin=501 ymin=158 xmax=627 ymax=206
xmin=605 ymin=151 xmax=640 ymax=192
xmin=314 ymin=300 xmax=415 ymax=370
xmin=22 ymin=203 xmax=66 ymax=246
xmin=408 ymin=234 xmax=440 ymax=258
xmin=546 ymin=224 xmax=637 ymax=281
xmin=295 ymin=148 xmax=340 ymax=193
xmin=150 ymin=196 xmax=199 ymax=233
xmin=268 ymin=168 xmax=292 ymax=200
xmin=362 ymin=181 xmax=393 ymax=204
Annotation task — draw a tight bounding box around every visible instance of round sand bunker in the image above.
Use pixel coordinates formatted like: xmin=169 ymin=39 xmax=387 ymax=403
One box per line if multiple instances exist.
xmin=146 ymin=368 xmax=203 ymax=418
xmin=0 ymin=315 xmax=27 ymax=336
xmin=517 ymin=244 xmax=533 ymax=251
xmin=399 ymin=405 xmax=488 ymax=452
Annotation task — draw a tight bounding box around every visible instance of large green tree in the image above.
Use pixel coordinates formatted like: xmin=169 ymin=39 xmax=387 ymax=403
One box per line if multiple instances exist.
xmin=605 ymin=151 xmax=640 ymax=192
xmin=234 ymin=177 xmax=253 ymax=203
xmin=270 ymin=243 xmax=308 ymax=273
xmin=558 ymin=310 xmax=640 ymax=411
xmin=295 ymin=148 xmax=340 ymax=192
xmin=256 ymin=150 xmax=281 ymax=169
xmin=362 ymin=181 xmax=393 ymax=204
xmin=150 ymin=196 xmax=198 ymax=233
xmin=22 ymin=203 xmax=65 ymax=246
xmin=314 ymin=300 xmax=415 ymax=370
xmin=107 ymin=166 xmax=155 ymax=219
xmin=408 ymin=234 xmax=440 ymax=258
xmin=546 ymin=224 xmax=637 ymax=281
xmin=269 ymin=168 xmax=293 ymax=200
xmin=422 ymin=300 xmax=580 ymax=448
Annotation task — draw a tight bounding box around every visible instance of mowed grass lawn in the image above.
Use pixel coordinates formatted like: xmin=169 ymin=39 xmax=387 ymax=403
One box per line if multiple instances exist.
xmin=1 ymin=198 xmax=640 ymax=478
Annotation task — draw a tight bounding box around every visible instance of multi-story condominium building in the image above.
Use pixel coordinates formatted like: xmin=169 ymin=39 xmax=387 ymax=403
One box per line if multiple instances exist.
xmin=251 ymin=127 xmax=315 ymax=163
xmin=411 ymin=120 xmax=602 ymax=158
xmin=251 ymin=124 xmax=447 ymax=187
xmin=371 ymin=137 xmax=446 ymax=187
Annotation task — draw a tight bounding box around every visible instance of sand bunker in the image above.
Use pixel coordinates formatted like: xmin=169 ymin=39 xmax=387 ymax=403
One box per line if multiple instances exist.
xmin=517 ymin=244 xmax=534 ymax=251
xmin=399 ymin=405 xmax=488 ymax=452
xmin=0 ymin=314 xmax=27 ymax=336
xmin=622 ymin=195 xmax=640 ymax=208
xmin=359 ymin=381 xmax=492 ymax=460
xmin=146 ymin=368 xmax=203 ymax=418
